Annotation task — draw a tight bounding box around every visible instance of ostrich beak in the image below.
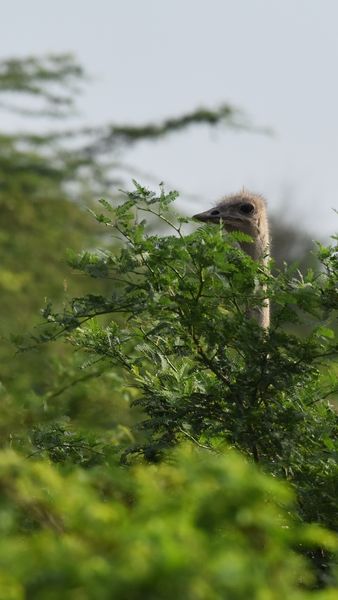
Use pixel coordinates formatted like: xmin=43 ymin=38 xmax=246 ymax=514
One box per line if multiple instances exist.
xmin=193 ymin=209 xmax=218 ymax=222
xmin=193 ymin=211 xmax=207 ymax=222
xmin=193 ymin=209 xmax=243 ymax=227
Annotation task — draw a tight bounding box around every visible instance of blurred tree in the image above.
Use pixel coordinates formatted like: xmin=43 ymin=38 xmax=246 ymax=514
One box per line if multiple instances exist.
xmin=0 ymin=444 xmax=335 ymax=599
xmin=0 ymin=53 xmax=244 ymax=394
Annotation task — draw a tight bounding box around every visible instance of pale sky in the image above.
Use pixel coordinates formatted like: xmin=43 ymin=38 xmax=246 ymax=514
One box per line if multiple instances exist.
xmin=1 ymin=0 xmax=338 ymax=239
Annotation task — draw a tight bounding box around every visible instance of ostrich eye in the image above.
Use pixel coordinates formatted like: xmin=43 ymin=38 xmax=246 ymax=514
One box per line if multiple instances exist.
xmin=210 ymin=209 xmax=220 ymax=216
xmin=239 ymin=203 xmax=254 ymax=214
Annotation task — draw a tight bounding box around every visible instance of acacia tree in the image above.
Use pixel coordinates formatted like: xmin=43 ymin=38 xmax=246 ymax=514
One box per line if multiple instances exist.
xmin=32 ymin=183 xmax=338 ymax=581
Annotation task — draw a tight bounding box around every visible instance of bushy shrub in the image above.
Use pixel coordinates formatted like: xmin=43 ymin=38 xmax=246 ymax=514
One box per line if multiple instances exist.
xmin=38 ymin=188 xmax=337 ymax=450
xmin=24 ymin=183 xmax=338 ymax=588
xmin=0 ymin=445 xmax=336 ymax=599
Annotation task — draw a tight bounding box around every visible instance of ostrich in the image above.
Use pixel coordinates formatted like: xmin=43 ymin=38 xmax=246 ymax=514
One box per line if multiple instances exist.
xmin=193 ymin=190 xmax=270 ymax=328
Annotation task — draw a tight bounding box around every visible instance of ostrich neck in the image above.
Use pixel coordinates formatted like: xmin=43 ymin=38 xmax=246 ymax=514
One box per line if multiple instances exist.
xmin=239 ymin=216 xmax=270 ymax=265
xmin=237 ymin=214 xmax=270 ymax=329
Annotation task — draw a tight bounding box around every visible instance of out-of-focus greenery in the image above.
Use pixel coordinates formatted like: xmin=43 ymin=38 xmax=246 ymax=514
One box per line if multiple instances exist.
xmin=1 ymin=54 xmax=338 ymax=598
xmin=0 ymin=444 xmax=337 ymax=600
xmin=0 ymin=53 xmax=242 ymax=397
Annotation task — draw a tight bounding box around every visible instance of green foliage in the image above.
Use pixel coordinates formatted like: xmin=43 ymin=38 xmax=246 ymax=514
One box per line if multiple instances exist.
xmin=2 ymin=53 xmax=338 ymax=597
xmin=33 ymin=183 xmax=338 ymax=584
xmin=39 ymin=184 xmax=337 ymax=461
xmin=0 ymin=444 xmax=336 ymax=599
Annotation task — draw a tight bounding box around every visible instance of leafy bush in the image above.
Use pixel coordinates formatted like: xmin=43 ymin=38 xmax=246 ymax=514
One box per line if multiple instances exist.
xmin=0 ymin=445 xmax=336 ymax=599
xmin=30 ymin=183 xmax=338 ymax=583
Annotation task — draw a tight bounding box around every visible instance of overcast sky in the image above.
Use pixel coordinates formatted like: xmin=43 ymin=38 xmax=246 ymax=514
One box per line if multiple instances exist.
xmin=1 ymin=0 xmax=338 ymax=239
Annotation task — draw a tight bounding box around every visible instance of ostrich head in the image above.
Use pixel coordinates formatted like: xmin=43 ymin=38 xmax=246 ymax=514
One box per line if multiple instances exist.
xmin=193 ymin=191 xmax=267 ymax=238
xmin=193 ymin=190 xmax=271 ymax=328
xmin=193 ymin=191 xmax=270 ymax=263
